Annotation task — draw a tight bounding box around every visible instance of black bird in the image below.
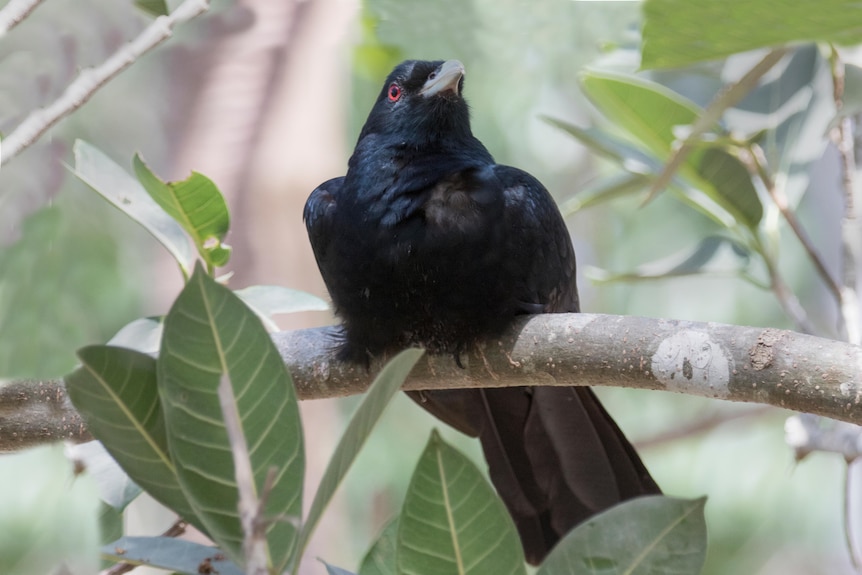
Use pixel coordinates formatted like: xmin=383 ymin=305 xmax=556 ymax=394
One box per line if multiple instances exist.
xmin=304 ymin=59 xmax=660 ymax=564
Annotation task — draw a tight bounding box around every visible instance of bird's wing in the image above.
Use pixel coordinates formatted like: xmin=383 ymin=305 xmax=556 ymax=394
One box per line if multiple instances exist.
xmin=491 ymin=165 xmax=580 ymax=313
xmin=303 ymin=177 xmax=344 ymax=285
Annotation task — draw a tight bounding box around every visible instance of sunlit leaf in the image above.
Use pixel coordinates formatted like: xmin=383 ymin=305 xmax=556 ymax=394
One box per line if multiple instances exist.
xmin=70 ymin=140 xmax=194 ymax=278
xmin=397 ymin=430 xmax=526 ymax=575
xmin=134 ymin=0 xmax=168 ymax=17
xmin=158 ymin=264 xmax=304 ymax=569
xmin=580 ymin=71 xmax=704 ymax=159
xmin=134 ymin=155 xmax=231 ymax=270
xmin=642 ymin=0 xmax=862 ymax=69
xmin=580 ymin=71 xmax=762 ymax=229
xmin=536 ymin=496 xmax=707 ymax=575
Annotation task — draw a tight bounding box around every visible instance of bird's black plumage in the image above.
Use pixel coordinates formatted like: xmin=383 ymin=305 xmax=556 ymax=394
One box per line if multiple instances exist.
xmin=304 ymin=59 xmax=660 ymax=564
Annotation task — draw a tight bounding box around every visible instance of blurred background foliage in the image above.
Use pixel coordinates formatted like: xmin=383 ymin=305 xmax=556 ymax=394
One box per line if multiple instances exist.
xmin=0 ymin=0 xmax=859 ymax=574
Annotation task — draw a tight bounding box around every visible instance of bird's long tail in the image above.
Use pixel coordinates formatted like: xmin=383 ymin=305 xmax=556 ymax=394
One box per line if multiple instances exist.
xmin=406 ymin=386 xmax=660 ymax=565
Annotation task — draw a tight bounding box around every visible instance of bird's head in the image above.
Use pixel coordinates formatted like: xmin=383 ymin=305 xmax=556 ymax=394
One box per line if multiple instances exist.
xmin=357 ymin=59 xmax=473 ymax=146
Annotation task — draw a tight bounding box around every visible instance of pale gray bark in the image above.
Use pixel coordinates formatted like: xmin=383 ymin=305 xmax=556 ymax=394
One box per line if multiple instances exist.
xmin=2 ymin=313 xmax=861 ymax=452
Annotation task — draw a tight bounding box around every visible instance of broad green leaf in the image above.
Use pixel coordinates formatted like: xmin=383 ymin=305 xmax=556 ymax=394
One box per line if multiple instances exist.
xmin=65 ymin=440 xmax=141 ymax=510
xmin=0 ymin=445 xmax=100 ymax=575
xmin=134 ymin=155 xmax=232 ymax=269
xmin=70 ymin=140 xmax=194 ymax=278
xmin=580 ymin=71 xmax=762 ymax=229
xmin=580 ymin=71 xmax=704 ymax=160
xmin=695 ymin=148 xmax=762 ymax=228
xmin=397 ymin=430 xmax=526 ymax=575
xmin=588 ymin=235 xmax=750 ymax=283
xmin=102 ymin=537 xmax=243 ymax=575
xmin=294 ymin=349 xmax=423 ymax=568
xmin=359 ymin=517 xmax=399 ymax=575
xmin=66 ymin=347 xmax=205 ymax=533
xmin=158 ymin=263 xmax=304 ymax=569
xmin=642 ymin=0 xmax=862 ymax=69
xmin=134 ymin=0 xmax=169 ymax=17
xmin=234 ymin=285 xmax=329 ymax=332
xmin=537 ymin=496 xmax=707 ymax=575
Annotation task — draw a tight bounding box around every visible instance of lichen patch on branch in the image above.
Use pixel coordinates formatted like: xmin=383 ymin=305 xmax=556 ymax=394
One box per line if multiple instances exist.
xmin=651 ymin=330 xmax=731 ymax=398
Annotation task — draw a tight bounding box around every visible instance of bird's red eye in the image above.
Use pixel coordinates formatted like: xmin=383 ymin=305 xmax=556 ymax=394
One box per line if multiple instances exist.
xmin=388 ymin=84 xmax=401 ymax=102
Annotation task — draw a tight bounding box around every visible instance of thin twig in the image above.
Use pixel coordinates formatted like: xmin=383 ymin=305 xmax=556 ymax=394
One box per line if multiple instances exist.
xmin=635 ymin=406 xmax=772 ymax=450
xmin=217 ymin=373 xmax=269 ymax=575
xmin=102 ymin=519 xmax=188 ymax=575
xmin=644 ymin=48 xmax=790 ymax=205
xmin=0 ymin=0 xmax=211 ymax=167
xmin=763 ymin=255 xmax=818 ymax=334
xmin=743 ymin=143 xmax=845 ymax=306
xmin=0 ymin=0 xmax=45 ymax=37
xmin=830 ymin=47 xmax=862 ymax=346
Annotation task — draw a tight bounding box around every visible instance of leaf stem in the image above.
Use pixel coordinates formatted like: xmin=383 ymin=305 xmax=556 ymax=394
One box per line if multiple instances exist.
xmin=644 ymin=48 xmax=790 ymax=205
xmin=743 ymin=143 xmax=844 ymax=308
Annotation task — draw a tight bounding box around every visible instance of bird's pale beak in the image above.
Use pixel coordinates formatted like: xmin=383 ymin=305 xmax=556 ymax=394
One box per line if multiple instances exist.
xmin=419 ymin=60 xmax=465 ymax=98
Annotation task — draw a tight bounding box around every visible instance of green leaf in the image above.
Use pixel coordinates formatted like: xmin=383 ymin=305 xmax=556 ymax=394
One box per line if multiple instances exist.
xmin=397 ymin=430 xmax=526 ymax=575
xmin=66 ymin=346 xmax=205 ymax=533
xmin=134 ymin=0 xmax=169 ymax=17
xmin=580 ymin=71 xmax=704 ymax=160
xmin=359 ymin=517 xmax=399 ymax=575
xmin=70 ymin=140 xmax=195 ymax=278
xmin=588 ymin=235 xmax=750 ymax=283
xmin=642 ymin=0 xmax=862 ymax=69
xmin=537 ymin=496 xmax=707 ymax=575
xmin=134 ymin=155 xmax=232 ymax=270
xmin=102 ymin=537 xmax=243 ymax=575
xmin=580 ymin=71 xmax=763 ymax=229
xmin=234 ymin=285 xmax=329 ymax=332
xmin=294 ymin=349 xmax=423 ymax=569
xmin=158 ymin=263 xmax=304 ymax=569
xmin=695 ymin=148 xmax=762 ymax=229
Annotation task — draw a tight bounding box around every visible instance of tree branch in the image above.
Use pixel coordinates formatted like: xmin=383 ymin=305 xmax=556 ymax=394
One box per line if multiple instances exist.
xmin=0 ymin=0 xmax=46 ymax=37
xmin=0 ymin=0 xmax=210 ymax=167
xmin=2 ymin=313 xmax=861 ymax=452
